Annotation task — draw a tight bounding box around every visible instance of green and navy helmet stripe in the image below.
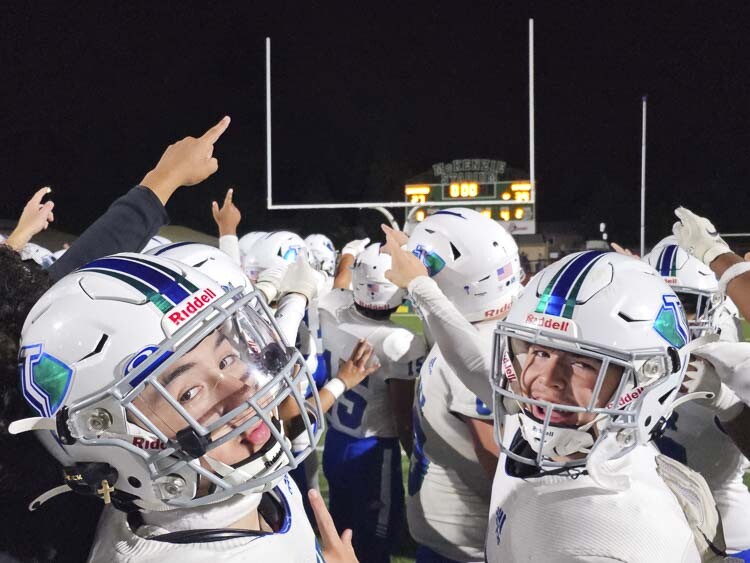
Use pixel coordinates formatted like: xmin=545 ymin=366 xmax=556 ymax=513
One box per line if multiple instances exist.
xmin=83 ymin=268 xmax=175 ymax=313
xmin=657 ymin=245 xmax=678 ymax=277
xmin=535 ymin=251 xmax=607 ymax=318
xmin=79 ymin=256 xmax=198 ymax=313
xmin=152 ymin=241 xmax=198 ymax=255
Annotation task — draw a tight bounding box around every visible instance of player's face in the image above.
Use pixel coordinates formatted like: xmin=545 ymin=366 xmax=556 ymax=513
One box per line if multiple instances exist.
xmin=518 ymin=344 xmax=623 ymax=427
xmin=134 ymin=329 xmax=275 ymax=467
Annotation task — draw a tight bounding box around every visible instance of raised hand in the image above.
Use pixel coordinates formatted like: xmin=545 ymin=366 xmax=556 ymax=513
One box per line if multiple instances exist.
xmin=336 ymin=339 xmax=380 ymax=389
xmin=5 ymin=187 xmax=55 ymax=251
xmin=308 ymin=489 xmax=359 ymax=563
xmin=212 ymin=187 xmax=242 ymax=236
xmin=381 ymin=223 xmax=408 ymax=246
xmin=381 ymin=224 xmax=427 ymax=289
xmin=672 ymin=206 xmax=730 ymax=266
xmin=141 ymin=116 xmax=231 ymax=204
xmin=610 ymin=242 xmax=638 ymax=258
xmin=341 ymin=238 xmax=370 ymax=259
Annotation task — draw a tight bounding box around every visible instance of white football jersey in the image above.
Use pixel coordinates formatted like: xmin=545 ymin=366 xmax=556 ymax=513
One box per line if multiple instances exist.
xmin=319 ymin=288 xmax=426 ymax=439
xmin=88 ymin=475 xmax=322 ymax=563
xmin=488 ymin=420 xmax=701 ymax=563
xmin=407 ymin=332 xmax=495 ymax=563
xmin=307 ymin=274 xmax=333 ymax=354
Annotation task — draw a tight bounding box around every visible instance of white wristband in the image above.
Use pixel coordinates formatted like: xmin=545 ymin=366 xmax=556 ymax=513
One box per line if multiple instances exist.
xmin=718 ymin=261 xmax=750 ymax=294
xmin=323 ymin=377 xmax=346 ymax=400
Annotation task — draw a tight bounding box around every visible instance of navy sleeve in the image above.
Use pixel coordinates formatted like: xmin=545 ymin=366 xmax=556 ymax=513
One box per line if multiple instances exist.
xmin=47 ymin=186 xmax=169 ymax=281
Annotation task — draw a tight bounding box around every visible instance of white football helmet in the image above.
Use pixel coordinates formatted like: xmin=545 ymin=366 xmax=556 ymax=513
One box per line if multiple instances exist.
xmin=643 ymin=236 xmax=727 ymax=338
xmin=305 ymin=234 xmax=337 ymax=277
xmin=492 ymin=251 xmax=691 ymax=474
xmin=141 ymin=235 xmax=172 ymax=252
xmin=147 ymin=242 xmax=251 ymax=293
xmin=238 ymin=231 xmax=267 ymax=268
xmin=407 ymin=208 xmax=522 ymax=322
xmin=14 ymin=253 xmax=322 ymax=511
xmin=352 ymin=243 xmax=406 ymax=311
xmin=241 ymin=231 xmax=307 ymax=283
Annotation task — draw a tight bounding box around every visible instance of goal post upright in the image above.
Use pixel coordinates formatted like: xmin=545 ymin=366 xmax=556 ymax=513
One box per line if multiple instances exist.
xmin=264 ymin=33 xmax=536 ymax=232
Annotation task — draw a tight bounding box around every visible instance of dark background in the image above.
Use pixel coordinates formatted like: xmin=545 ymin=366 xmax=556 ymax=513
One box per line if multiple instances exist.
xmin=1 ymin=2 xmax=748 ymax=247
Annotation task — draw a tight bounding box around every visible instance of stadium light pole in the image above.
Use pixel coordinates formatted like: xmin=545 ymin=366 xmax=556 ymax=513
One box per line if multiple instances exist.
xmin=640 ymin=95 xmax=647 ymax=257
xmin=266 ymin=37 xmax=272 ymax=212
xmin=529 ymin=19 xmax=535 ymax=215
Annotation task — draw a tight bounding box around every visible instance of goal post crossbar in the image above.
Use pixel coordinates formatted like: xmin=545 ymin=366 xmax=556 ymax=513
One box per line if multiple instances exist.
xmin=266 ymin=199 xmax=535 ymax=211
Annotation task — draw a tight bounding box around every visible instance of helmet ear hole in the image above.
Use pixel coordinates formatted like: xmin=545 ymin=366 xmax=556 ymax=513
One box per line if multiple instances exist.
xmin=449 ymin=242 xmax=462 ymax=260
xmin=666 ymin=347 xmax=681 ymax=373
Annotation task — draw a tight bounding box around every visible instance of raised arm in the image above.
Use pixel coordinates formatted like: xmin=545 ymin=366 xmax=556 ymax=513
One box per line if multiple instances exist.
xmin=48 ymin=116 xmax=230 ymax=280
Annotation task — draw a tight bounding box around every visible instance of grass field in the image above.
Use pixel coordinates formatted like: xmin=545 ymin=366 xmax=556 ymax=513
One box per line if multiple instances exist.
xmin=324 ymin=314 xmax=750 ymax=561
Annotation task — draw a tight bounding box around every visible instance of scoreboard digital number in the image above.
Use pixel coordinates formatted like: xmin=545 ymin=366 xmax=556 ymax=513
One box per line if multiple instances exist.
xmin=442 ymin=182 xmax=495 ymax=199
xmin=405 ymin=180 xmax=536 ymax=234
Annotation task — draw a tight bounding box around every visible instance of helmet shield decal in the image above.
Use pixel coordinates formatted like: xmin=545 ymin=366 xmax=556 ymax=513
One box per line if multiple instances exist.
xmin=20 ymin=344 xmax=74 ymax=417
xmin=281 ymin=246 xmax=303 ymax=262
xmin=411 ymin=244 xmax=447 ymax=277
xmin=653 ymin=295 xmax=689 ymax=348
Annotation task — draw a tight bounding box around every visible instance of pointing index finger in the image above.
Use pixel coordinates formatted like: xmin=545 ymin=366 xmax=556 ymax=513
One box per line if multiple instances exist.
xmin=201 ymin=116 xmax=231 ymax=144
xmin=29 ymin=186 xmax=52 ymax=206
xmin=308 ymin=489 xmax=340 ymax=548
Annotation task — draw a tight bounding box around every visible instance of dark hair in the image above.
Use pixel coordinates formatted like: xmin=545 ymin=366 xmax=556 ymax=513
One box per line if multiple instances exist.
xmin=0 ymin=246 xmax=101 ymax=562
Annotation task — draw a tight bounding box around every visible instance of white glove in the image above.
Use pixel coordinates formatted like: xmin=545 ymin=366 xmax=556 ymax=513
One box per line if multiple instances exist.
xmin=279 ymin=257 xmax=320 ymax=302
xmin=341 ymin=237 xmax=370 ymax=258
xmin=254 ymin=262 xmax=288 ymax=303
xmin=682 ymin=358 xmax=744 ymax=421
xmin=672 ymin=207 xmax=731 ymax=266
xmin=693 ymin=341 xmax=750 ymax=414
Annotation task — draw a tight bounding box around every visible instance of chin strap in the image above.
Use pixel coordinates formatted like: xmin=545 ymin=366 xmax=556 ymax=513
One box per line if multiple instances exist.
xmin=9 ymin=417 xmax=73 ymax=512
xmin=681 ymin=333 xmax=720 ymax=356
xmin=8 ymin=416 xmax=57 ymax=434
xmin=28 ymin=485 xmax=71 ymax=511
xmin=662 ymin=391 xmax=715 ymax=421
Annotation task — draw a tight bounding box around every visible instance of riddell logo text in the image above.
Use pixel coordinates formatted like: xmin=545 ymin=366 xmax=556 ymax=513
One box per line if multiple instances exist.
xmin=664 ymin=277 xmax=679 ymax=286
xmin=132 ymin=437 xmax=167 ymax=450
xmin=525 ymin=313 xmax=572 ymax=333
xmin=502 ymin=352 xmax=517 ymax=382
xmin=484 ymin=302 xmax=512 ymax=319
xmin=608 ymin=387 xmax=644 ymax=409
xmin=166 ymin=288 xmax=218 ymax=327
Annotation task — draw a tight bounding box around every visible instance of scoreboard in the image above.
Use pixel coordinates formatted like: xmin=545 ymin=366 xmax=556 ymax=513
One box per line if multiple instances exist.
xmin=403 ymin=159 xmax=536 ymax=234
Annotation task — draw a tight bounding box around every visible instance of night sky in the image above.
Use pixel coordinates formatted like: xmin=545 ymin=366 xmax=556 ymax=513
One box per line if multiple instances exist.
xmin=1 ymin=2 xmax=748 ymax=247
